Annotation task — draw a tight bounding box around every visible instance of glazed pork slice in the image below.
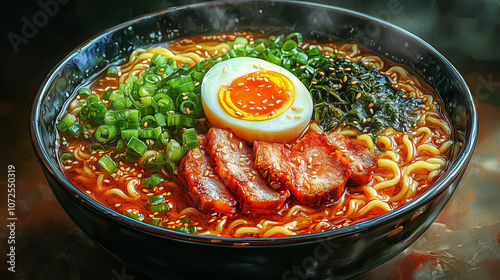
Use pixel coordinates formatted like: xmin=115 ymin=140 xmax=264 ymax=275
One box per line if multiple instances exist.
xmin=177 ymin=135 xmax=237 ymax=214
xmin=326 ymin=132 xmax=378 ymax=186
xmin=206 ymin=128 xmax=288 ymax=214
xmin=253 ymin=140 xmax=293 ymax=192
xmin=289 ymin=132 xmax=351 ymax=205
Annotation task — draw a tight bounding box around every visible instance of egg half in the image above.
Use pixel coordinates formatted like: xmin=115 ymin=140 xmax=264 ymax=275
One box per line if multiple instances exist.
xmin=201 ymin=57 xmax=313 ymax=143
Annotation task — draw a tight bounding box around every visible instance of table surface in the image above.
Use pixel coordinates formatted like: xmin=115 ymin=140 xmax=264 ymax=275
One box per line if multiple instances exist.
xmin=1 ymin=0 xmax=499 ymax=279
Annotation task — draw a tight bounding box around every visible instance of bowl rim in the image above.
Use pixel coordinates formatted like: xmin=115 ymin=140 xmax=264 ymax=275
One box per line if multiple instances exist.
xmin=29 ymin=0 xmax=478 ymax=246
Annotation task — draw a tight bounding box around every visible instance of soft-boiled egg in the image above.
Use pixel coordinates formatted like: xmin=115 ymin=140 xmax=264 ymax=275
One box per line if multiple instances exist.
xmin=201 ymin=57 xmax=312 ymax=143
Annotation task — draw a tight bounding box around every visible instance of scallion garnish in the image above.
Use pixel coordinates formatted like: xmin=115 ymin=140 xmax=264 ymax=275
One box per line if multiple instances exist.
xmin=97 ymin=154 xmax=117 ymax=173
xmin=142 ymin=173 xmax=164 ymax=188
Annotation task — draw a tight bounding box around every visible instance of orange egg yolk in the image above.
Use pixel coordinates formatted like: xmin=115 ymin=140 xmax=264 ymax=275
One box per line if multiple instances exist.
xmin=218 ymin=70 xmax=295 ymax=120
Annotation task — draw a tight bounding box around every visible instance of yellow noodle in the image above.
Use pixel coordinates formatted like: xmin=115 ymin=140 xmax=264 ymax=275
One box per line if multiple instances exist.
xmin=372 ymin=159 xmax=402 ymax=191
xmin=416 ymin=127 xmax=432 ymax=144
xmin=215 ymin=216 xmax=228 ymax=233
xmin=228 ymin=219 xmax=249 ymax=232
xmin=427 ymin=170 xmax=441 ymax=181
xmin=356 ymin=200 xmax=392 ymax=216
xmin=377 ymin=136 xmax=392 ymax=150
xmin=284 ymin=205 xmax=313 ymax=219
xmin=360 ymin=55 xmax=384 ymax=69
xmin=356 ymin=134 xmax=375 ymax=154
xmin=262 ymin=226 xmax=296 ymax=238
xmin=439 ymin=140 xmax=453 ymax=154
xmin=403 ymin=161 xmax=441 ymax=176
xmin=417 ymin=144 xmax=440 ymax=156
xmin=233 ymin=226 xmax=261 ymax=237
xmin=96 ymin=173 xmax=105 ymax=191
xmin=105 ymin=188 xmax=131 ymax=200
xmin=381 ymin=151 xmax=400 ymax=162
xmin=403 ymin=134 xmax=415 ymax=162
xmin=425 ymin=157 xmax=446 ymax=167
xmin=126 ymin=178 xmax=140 ymax=197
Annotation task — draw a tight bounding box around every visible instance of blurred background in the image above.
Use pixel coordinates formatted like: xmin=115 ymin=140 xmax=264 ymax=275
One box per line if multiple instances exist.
xmin=1 ymin=0 xmax=499 ymax=279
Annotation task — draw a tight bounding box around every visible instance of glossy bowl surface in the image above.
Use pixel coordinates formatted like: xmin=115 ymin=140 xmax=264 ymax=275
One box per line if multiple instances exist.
xmin=30 ymin=1 xmax=477 ymax=279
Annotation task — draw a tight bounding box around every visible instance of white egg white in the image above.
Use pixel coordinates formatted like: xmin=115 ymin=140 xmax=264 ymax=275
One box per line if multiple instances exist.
xmin=201 ymin=57 xmax=313 ymax=143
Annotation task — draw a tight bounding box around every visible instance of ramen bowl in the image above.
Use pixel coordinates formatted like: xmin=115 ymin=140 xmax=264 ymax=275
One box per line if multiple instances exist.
xmin=30 ymin=1 xmax=477 ymax=279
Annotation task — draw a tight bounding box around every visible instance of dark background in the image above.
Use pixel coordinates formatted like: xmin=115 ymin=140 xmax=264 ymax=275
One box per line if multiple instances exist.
xmin=1 ymin=0 xmax=499 ymax=279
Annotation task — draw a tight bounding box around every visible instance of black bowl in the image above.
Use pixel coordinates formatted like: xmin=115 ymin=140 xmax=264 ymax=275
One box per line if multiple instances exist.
xmin=30 ymin=1 xmax=478 ymax=279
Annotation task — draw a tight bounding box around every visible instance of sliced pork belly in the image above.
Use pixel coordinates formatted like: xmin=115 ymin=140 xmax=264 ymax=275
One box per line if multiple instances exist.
xmin=326 ymin=132 xmax=378 ymax=186
xmin=177 ymin=135 xmax=237 ymax=214
xmin=206 ymin=128 xmax=288 ymax=214
xmin=289 ymin=132 xmax=351 ymax=205
xmin=253 ymin=140 xmax=293 ymax=192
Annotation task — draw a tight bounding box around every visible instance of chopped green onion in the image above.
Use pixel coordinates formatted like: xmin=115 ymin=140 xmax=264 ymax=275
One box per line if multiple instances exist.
xmin=163 ymin=160 xmax=176 ymax=175
xmin=57 ymin=113 xmax=76 ymax=132
xmin=78 ymin=88 xmax=91 ymax=97
xmin=144 ymin=152 xmax=164 ymax=171
xmin=149 ymin=217 xmax=162 ymax=226
xmin=150 ymin=53 xmax=167 ymax=66
xmin=107 ymin=66 xmax=118 ymax=75
xmin=166 ymin=140 xmax=184 ymax=163
xmin=89 ymin=143 xmax=105 ymax=152
xmin=95 ymin=125 xmax=119 ymax=142
xmin=167 ymin=112 xmax=181 ymax=126
xmin=142 ymin=173 xmax=164 ymax=188
xmin=60 ymin=152 xmax=73 ymax=161
xmin=127 ymin=136 xmax=147 ymax=155
xmin=128 ymin=109 xmax=140 ymax=128
xmin=180 ymin=216 xmax=190 ymax=224
xmin=149 ymin=203 xmax=170 ymax=213
xmin=182 ymin=128 xmax=199 ymax=150
xmin=174 ymin=226 xmax=197 ymax=234
xmin=97 ymin=154 xmax=117 ymax=173
xmin=148 ymin=194 xmax=165 ymax=205
xmin=124 ymin=210 xmax=144 ymax=221
xmin=121 ymin=129 xmax=139 ymax=140
xmin=67 ymin=124 xmax=81 ymax=137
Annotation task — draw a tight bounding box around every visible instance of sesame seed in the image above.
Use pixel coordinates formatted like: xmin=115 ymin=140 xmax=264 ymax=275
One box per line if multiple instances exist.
xmin=264 ymin=77 xmax=269 ymax=82
xmin=308 ymin=157 xmax=313 ymax=164
xmin=249 ymin=107 xmax=255 ymax=110
xmin=115 ymin=203 xmax=121 ymax=207
xmin=203 ymin=170 xmax=209 ymax=177
xmin=276 ymin=100 xmax=282 ymax=104
xmin=262 ymin=99 xmax=267 ymax=104
xmin=256 ymin=106 xmax=262 ymax=110
xmin=236 ymin=101 xmax=243 ymax=105
xmin=268 ymin=103 xmax=274 ymax=107
xmin=235 ymin=111 xmax=243 ymax=116
xmin=286 ymin=114 xmax=293 ymax=119
xmin=238 ymin=82 xmax=245 ymax=87
xmin=239 ymin=142 xmax=243 ymax=149
xmin=230 ymin=143 xmax=235 ymax=150
xmin=248 ymin=101 xmax=255 ymax=105
xmin=250 ymin=175 xmax=256 ymax=181
xmin=242 ymin=105 xmax=247 ymax=108
xmin=228 ymin=132 xmax=233 ymax=139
